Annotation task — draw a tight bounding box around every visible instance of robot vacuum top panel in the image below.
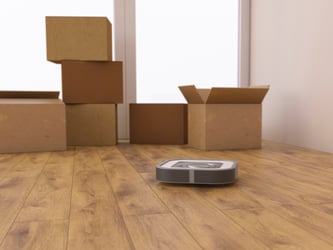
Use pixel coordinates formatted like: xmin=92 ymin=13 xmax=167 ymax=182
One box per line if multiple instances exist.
xmin=156 ymin=159 xmax=238 ymax=185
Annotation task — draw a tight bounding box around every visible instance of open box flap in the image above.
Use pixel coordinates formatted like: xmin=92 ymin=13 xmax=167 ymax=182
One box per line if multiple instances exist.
xmin=0 ymin=91 xmax=60 ymax=99
xmin=196 ymin=89 xmax=211 ymax=102
xmin=206 ymin=86 xmax=269 ymax=104
xmin=178 ymin=85 xmax=204 ymax=104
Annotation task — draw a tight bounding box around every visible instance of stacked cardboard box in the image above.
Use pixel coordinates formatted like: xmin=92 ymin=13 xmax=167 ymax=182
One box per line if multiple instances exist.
xmin=46 ymin=16 xmax=123 ymax=146
xmin=45 ymin=16 xmax=112 ymax=63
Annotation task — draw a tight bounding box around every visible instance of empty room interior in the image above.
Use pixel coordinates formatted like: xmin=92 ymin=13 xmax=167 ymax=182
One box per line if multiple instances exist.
xmin=1 ymin=0 xmax=333 ymax=249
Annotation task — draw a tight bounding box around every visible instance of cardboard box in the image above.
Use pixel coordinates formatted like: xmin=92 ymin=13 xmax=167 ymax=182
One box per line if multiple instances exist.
xmin=0 ymin=92 xmax=66 ymax=153
xmin=179 ymin=85 xmax=269 ymax=150
xmin=130 ymin=104 xmax=187 ymax=144
xmin=62 ymin=61 xmax=123 ymax=104
xmin=46 ymin=16 xmax=112 ymax=63
xmin=66 ymin=104 xmax=117 ymax=146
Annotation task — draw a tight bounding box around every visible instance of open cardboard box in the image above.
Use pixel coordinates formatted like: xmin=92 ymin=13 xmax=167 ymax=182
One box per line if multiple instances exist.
xmin=179 ymin=85 xmax=269 ymax=150
xmin=0 ymin=91 xmax=66 ymax=153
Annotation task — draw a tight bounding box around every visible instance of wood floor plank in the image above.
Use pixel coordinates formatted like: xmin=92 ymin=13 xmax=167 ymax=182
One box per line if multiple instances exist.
xmin=267 ymin=202 xmax=333 ymax=246
xmin=99 ymin=147 xmax=201 ymax=249
xmin=15 ymin=150 xmax=74 ymax=222
xmin=262 ymin=141 xmax=333 ymax=169
xmin=314 ymin=202 xmax=333 ymax=213
xmin=222 ymin=165 xmax=333 ymax=208
xmin=125 ymin=213 xmax=201 ymax=250
xmin=192 ymin=147 xmax=333 ymax=206
xmin=196 ymin=184 xmax=264 ymax=210
xmin=132 ymin=144 xmax=188 ymax=165
xmin=238 ymin=146 xmax=333 ymax=188
xmin=0 ymin=152 xmax=50 ymax=243
xmin=1 ymin=142 xmax=333 ymax=249
xmin=116 ymin=144 xmax=158 ymax=173
xmin=98 ymin=146 xmax=168 ymax=216
xmin=0 ymin=153 xmax=28 ymax=182
xmin=0 ymin=220 xmax=67 ymax=250
xmin=223 ymin=207 xmax=333 ymax=249
xmin=233 ymin=142 xmax=333 ymax=181
xmin=67 ymin=147 xmax=133 ymax=250
xmin=236 ymin=177 xmax=300 ymax=207
xmin=239 ymin=166 xmax=333 ymax=205
xmin=277 ymin=162 xmax=333 ymax=190
xmin=141 ymin=172 xmax=268 ymax=250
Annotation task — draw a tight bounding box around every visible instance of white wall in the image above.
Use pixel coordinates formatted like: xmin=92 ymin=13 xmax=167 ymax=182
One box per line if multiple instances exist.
xmin=251 ymin=0 xmax=333 ymax=153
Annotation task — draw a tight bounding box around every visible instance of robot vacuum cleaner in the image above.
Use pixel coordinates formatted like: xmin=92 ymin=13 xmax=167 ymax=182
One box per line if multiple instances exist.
xmin=156 ymin=159 xmax=238 ymax=185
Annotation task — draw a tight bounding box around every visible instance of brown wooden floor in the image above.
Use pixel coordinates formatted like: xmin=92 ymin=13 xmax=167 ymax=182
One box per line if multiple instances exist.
xmin=1 ymin=141 xmax=333 ymax=249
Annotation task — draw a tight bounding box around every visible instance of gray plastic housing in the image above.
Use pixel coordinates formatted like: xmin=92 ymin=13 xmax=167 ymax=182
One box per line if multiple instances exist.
xmin=156 ymin=159 xmax=238 ymax=185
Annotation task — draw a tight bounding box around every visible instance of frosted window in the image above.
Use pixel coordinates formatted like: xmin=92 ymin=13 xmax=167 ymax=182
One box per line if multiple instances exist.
xmin=136 ymin=0 xmax=239 ymax=103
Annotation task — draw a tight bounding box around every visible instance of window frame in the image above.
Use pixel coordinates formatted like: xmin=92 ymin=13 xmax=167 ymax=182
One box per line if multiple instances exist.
xmin=114 ymin=0 xmax=250 ymax=140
